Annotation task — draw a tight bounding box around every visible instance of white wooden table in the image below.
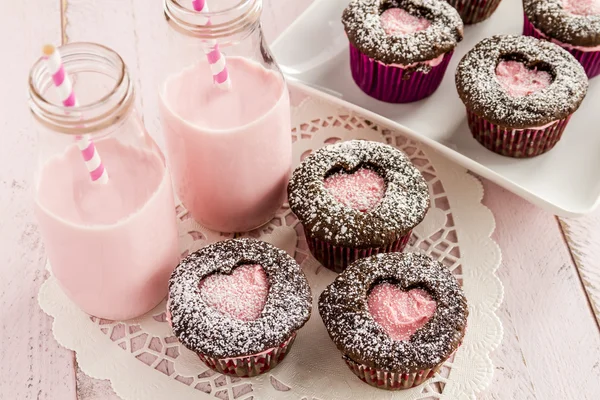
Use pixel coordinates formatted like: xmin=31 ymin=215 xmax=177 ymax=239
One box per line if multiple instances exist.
xmin=1 ymin=1 xmax=600 ymax=399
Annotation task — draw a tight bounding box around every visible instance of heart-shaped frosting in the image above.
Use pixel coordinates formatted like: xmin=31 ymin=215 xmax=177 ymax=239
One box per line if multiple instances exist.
xmin=199 ymin=264 xmax=269 ymax=321
xmin=562 ymin=0 xmax=600 ymax=16
xmin=380 ymin=8 xmax=431 ymax=36
xmin=368 ymin=283 xmax=436 ymax=341
xmin=324 ymin=167 xmax=385 ymax=212
xmin=495 ymin=60 xmax=552 ymax=97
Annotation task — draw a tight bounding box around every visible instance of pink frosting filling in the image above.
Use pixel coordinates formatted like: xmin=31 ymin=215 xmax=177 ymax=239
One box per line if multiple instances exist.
xmin=199 ymin=264 xmax=269 ymax=322
xmin=562 ymin=0 xmax=600 ymax=16
xmin=495 ymin=60 xmax=552 ymax=97
xmin=529 ymin=19 xmax=600 ymax=52
xmin=386 ymin=52 xmax=446 ymax=69
xmin=324 ymin=168 xmax=385 ymax=212
xmin=380 ymin=8 xmax=431 ymax=36
xmin=368 ymin=284 xmax=437 ymax=341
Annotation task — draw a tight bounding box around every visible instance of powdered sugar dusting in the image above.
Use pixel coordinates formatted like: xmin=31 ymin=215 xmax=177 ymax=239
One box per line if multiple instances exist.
xmin=495 ymin=60 xmax=552 ymax=97
xmin=324 ymin=168 xmax=385 ymax=212
xmin=380 ymin=8 xmax=431 ymax=36
xmin=342 ymin=0 xmax=463 ymax=65
xmin=199 ymin=264 xmax=269 ymax=322
xmin=319 ymin=252 xmax=467 ymax=372
xmin=524 ymin=0 xmax=600 ymax=47
xmin=288 ymin=140 xmax=430 ymax=248
xmin=456 ymin=35 xmax=587 ymax=128
xmin=169 ymin=238 xmax=312 ymax=358
xmin=368 ymin=284 xmax=436 ymax=341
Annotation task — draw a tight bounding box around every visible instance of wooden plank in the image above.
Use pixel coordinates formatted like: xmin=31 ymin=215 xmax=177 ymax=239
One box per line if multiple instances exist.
xmin=559 ymin=213 xmax=600 ymax=330
xmin=0 ymin=1 xmax=77 ymax=400
xmin=480 ymin=180 xmax=600 ymax=400
xmin=76 ymin=369 xmax=121 ymax=400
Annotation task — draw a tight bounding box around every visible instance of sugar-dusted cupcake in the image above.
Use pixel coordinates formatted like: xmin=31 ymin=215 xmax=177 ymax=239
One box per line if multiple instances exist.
xmin=342 ymin=0 xmax=463 ymax=103
xmin=444 ymin=0 xmax=504 ymax=24
xmin=456 ymin=35 xmax=587 ymax=158
xmin=524 ymin=0 xmax=600 ymax=78
xmin=319 ymin=252 xmax=468 ymax=390
xmin=167 ymin=238 xmax=312 ymax=377
xmin=288 ymin=140 xmax=429 ymax=273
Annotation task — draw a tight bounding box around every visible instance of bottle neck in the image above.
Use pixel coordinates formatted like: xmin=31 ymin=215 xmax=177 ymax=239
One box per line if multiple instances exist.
xmin=29 ymin=42 xmax=135 ymax=135
xmin=164 ymin=0 xmax=262 ymax=44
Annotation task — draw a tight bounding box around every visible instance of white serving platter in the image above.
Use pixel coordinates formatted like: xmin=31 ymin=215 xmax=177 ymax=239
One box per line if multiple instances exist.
xmin=272 ymin=0 xmax=600 ymax=217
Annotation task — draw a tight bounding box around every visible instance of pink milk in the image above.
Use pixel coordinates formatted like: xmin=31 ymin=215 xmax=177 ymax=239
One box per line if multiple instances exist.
xmin=159 ymin=57 xmax=292 ymax=233
xmin=34 ymin=138 xmax=180 ymax=320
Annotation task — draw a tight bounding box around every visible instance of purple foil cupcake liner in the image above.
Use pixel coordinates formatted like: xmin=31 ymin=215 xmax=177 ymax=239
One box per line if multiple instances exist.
xmin=349 ymin=44 xmax=453 ymax=103
xmin=305 ymin=229 xmax=411 ymax=273
xmin=343 ymin=355 xmax=444 ymax=390
xmin=197 ymin=333 xmax=296 ymax=377
xmin=467 ymin=109 xmax=571 ymax=158
xmin=523 ymin=15 xmax=600 ymax=78
xmin=445 ymin=0 xmax=503 ymax=24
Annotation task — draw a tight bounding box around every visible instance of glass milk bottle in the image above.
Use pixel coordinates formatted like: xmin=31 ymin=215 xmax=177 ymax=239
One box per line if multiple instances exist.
xmin=29 ymin=43 xmax=180 ymax=320
xmin=160 ymin=0 xmax=292 ymax=233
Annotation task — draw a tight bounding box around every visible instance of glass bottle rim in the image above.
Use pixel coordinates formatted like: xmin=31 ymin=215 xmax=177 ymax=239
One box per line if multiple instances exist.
xmin=28 ymin=42 xmax=135 ymax=135
xmin=164 ymin=0 xmax=262 ymax=40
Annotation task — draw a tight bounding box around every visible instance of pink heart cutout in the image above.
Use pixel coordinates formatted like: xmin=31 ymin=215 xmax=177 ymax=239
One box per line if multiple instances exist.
xmin=199 ymin=264 xmax=269 ymax=321
xmin=324 ymin=168 xmax=385 ymax=212
xmin=368 ymin=283 xmax=436 ymax=341
xmin=496 ymin=60 xmax=552 ymax=97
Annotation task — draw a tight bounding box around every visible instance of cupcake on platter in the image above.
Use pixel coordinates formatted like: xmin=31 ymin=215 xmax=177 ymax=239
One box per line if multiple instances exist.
xmin=319 ymin=252 xmax=468 ymax=390
xmin=167 ymin=238 xmax=312 ymax=377
xmin=444 ymin=0 xmax=504 ymax=25
xmin=342 ymin=0 xmax=463 ymax=103
xmin=524 ymin=0 xmax=600 ymax=78
xmin=288 ymin=140 xmax=429 ymax=273
xmin=456 ymin=35 xmax=588 ymax=158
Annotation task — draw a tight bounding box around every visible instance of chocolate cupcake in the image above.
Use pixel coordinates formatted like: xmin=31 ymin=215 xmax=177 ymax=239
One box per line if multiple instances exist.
xmin=524 ymin=0 xmax=600 ymax=78
xmin=342 ymin=0 xmax=463 ymax=103
xmin=167 ymin=238 xmax=312 ymax=377
xmin=288 ymin=140 xmax=429 ymax=273
xmin=456 ymin=35 xmax=587 ymax=158
xmin=444 ymin=0 xmax=504 ymax=25
xmin=319 ymin=252 xmax=468 ymax=390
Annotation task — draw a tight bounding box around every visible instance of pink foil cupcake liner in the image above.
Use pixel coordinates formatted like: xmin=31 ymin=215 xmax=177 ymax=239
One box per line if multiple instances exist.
xmin=444 ymin=0 xmax=503 ymax=24
xmin=349 ymin=44 xmax=453 ymax=103
xmin=305 ymin=229 xmax=412 ymax=273
xmin=523 ymin=15 xmax=600 ymax=79
xmin=343 ymin=355 xmax=444 ymax=390
xmin=467 ymin=109 xmax=571 ymax=158
xmin=197 ymin=333 xmax=296 ymax=377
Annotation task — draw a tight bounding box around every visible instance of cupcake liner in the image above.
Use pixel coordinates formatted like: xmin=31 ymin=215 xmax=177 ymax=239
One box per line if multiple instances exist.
xmin=305 ymin=229 xmax=412 ymax=273
xmin=444 ymin=0 xmax=503 ymax=24
xmin=467 ymin=109 xmax=571 ymax=158
xmin=343 ymin=355 xmax=444 ymax=390
xmin=523 ymin=15 xmax=600 ymax=78
xmin=349 ymin=44 xmax=453 ymax=103
xmin=197 ymin=333 xmax=296 ymax=377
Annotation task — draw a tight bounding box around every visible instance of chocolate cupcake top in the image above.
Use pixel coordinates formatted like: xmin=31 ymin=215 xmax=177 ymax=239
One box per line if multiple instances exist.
xmin=342 ymin=0 xmax=463 ymax=65
xmin=456 ymin=35 xmax=588 ymax=128
xmin=288 ymin=140 xmax=430 ymax=249
xmin=319 ymin=252 xmax=468 ymax=372
xmin=168 ymin=238 xmax=312 ymax=358
xmin=524 ymin=0 xmax=600 ymax=47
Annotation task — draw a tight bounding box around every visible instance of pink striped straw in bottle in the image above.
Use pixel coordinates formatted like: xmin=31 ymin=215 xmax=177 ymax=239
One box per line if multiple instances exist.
xmin=42 ymin=45 xmax=109 ymax=184
xmin=192 ymin=0 xmax=232 ymax=90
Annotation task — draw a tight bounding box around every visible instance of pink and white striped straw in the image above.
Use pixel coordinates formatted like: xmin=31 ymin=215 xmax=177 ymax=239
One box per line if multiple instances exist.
xmin=192 ymin=0 xmax=232 ymax=90
xmin=42 ymin=45 xmax=109 ymax=184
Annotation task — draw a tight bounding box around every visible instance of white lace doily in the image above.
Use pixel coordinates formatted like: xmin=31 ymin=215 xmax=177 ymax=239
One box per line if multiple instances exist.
xmin=39 ymin=94 xmax=503 ymax=400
